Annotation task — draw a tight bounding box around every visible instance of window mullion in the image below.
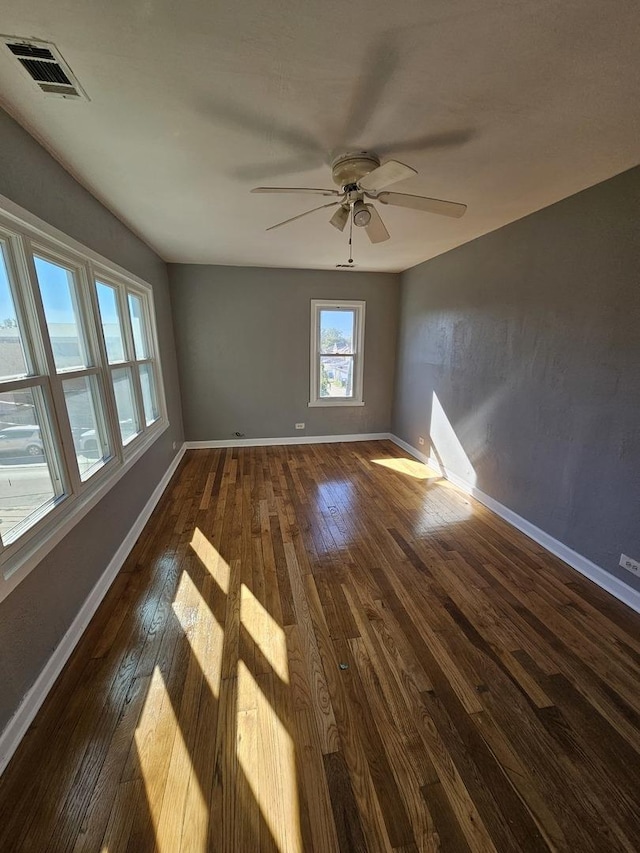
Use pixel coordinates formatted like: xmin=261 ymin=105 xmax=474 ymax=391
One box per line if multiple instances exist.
xmin=0 ymin=375 xmax=48 ymax=393
xmin=55 ymin=365 xmax=102 ymax=380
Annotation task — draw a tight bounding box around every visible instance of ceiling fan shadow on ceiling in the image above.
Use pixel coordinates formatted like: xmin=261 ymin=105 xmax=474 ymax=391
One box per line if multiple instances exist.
xmin=200 ymin=33 xmax=475 ymax=183
xmin=251 ymin=151 xmax=467 ymax=243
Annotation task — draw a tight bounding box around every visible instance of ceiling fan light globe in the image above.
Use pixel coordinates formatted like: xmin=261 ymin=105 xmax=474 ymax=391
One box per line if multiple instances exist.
xmin=353 ymin=200 xmax=371 ymax=227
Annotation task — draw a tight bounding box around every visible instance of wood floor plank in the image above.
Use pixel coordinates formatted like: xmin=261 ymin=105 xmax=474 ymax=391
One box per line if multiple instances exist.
xmin=0 ymin=441 xmax=638 ymax=852
xmin=324 ymin=750 xmax=369 ymax=853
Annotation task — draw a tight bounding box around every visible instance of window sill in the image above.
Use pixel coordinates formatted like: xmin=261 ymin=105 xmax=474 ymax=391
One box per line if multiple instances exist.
xmin=308 ymin=400 xmax=365 ymax=407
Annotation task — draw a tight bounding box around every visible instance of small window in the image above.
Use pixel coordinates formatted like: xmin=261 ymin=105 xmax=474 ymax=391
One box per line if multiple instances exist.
xmin=33 ymin=255 xmax=88 ymax=372
xmin=128 ymin=293 xmax=148 ymax=359
xmin=309 ymin=300 xmax=365 ymax=407
xmin=0 ymin=387 xmax=63 ymax=544
xmin=139 ymin=363 xmax=159 ymax=425
xmin=95 ymin=281 xmax=126 ymax=363
xmin=111 ymin=366 xmax=141 ymax=445
xmin=0 ymin=245 xmax=29 ymax=381
xmin=62 ymin=375 xmax=111 ymax=481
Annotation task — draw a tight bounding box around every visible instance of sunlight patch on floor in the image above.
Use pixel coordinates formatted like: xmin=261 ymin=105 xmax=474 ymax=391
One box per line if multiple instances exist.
xmin=372 ymin=457 xmax=441 ymax=480
xmin=190 ymin=526 xmax=230 ymax=593
xmin=135 ymin=666 xmax=207 ymax=853
xmin=172 ymin=570 xmax=224 ymax=699
xmin=237 ymin=660 xmax=302 ymax=853
xmin=241 ymin=583 xmax=289 ymax=684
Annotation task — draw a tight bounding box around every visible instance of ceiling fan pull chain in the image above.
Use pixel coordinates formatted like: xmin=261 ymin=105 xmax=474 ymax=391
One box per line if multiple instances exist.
xmin=348 ymin=210 xmax=354 ymax=265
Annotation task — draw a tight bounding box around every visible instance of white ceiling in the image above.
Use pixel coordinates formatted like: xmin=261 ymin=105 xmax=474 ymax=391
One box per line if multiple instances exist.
xmin=0 ymin=0 xmax=638 ymax=272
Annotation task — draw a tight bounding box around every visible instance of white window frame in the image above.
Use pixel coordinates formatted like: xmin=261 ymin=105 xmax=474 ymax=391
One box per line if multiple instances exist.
xmin=309 ymin=299 xmax=365 ymax=407
xmin=0 ymin=193 xmax=169 ymax=604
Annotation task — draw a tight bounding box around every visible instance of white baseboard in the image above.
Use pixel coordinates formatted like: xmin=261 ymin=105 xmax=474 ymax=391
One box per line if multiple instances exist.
xmin=0 ymin=443 xmax=187 ymax=777
xmin=186 ymin=432 xmax=391 ymax=449
xmin=389 ymin=434 xmax=640 ymax=615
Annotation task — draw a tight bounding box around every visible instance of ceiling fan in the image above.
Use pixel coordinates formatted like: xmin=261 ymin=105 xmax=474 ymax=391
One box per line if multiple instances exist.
xmin=251 ymin=151 xmax=467 ymax=243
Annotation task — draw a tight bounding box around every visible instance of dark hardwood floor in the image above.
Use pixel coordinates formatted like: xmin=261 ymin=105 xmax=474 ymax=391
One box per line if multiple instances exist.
xmin=0 ymin=441 xmax=639 ymax=852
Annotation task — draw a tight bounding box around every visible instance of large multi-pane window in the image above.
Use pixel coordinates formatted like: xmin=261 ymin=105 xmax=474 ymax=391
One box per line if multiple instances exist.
xmin=0 ymin=205 xmax=166 ymax=598
xmin=309 ymin=299 xmax=365 ymax=406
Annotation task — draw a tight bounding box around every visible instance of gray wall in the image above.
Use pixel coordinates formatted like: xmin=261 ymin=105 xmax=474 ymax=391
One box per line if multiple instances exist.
xmin=169 ymin=264 xmax=399 ymax=440
xmin=0 ymin=107 xmax=184 ymax=732
xmin=394 ymin=165 xmax=640 ymax=591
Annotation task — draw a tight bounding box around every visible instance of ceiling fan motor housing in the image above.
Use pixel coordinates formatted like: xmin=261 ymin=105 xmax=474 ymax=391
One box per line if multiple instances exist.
xmin=331 ymin=151 xmax=381 ymax=189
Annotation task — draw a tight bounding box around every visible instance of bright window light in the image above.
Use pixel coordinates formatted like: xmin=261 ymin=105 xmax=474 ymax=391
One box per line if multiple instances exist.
xmin=135 ymin=666 xmax=207 ymax=853
xmin=0 ymin=202 xmax=168 ymax=601
xmin=190 ymin=527 xmax=230 ymax=593
xmin=237 ymin=661 xmax=303 ymax=853
xmin=371 ymin=457 xmax=441 ymax=480
xmin=309 ymin=299 xmax=365 ymax=407
xmin=240 ymin=583 xmax=289 ymax=684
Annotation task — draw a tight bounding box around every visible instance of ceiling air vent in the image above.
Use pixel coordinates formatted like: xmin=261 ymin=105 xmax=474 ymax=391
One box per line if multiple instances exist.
xmin=1 ymin=36 xmax=88 ymax=100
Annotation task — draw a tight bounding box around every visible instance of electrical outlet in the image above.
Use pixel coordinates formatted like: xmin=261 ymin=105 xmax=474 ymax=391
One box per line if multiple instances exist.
xmin=418 ymin=436 xmax=425 ymax=446
xmin=295 ymin=423 xmax=305 ymax=430
xmin=619 ymin=554 xmax=640 ymax=576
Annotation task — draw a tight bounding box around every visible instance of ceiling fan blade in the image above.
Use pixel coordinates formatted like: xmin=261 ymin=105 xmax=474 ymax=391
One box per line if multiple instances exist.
xmin=266 ymin=201 xmax=341 ymax=232
xmin=358 ymin=160 xmax=417 ymax=192
xmin=377 ymin=191 xmax=467 ymax=218
xmin=329 ymin=205 xmax=350 ymax=232
xmin=252 ymin=187 xmax=340 ymax=196
xmin=365 ymin=205 xmax=390 ymax=243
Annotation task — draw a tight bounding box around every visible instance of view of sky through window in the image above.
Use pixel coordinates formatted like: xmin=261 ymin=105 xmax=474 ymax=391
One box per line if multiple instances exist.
xmin=34 ymin=256 xmax=88 ymax=372
xmin=96 ymin=281 xmax=125 ymax=363
xmin=319 ymin=309 xmax=354 ymax=352
xmin=128 ymin=293 xmax=148 ymax=359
